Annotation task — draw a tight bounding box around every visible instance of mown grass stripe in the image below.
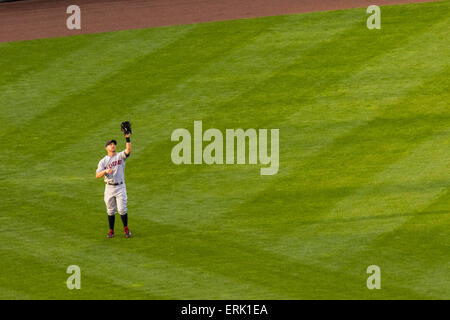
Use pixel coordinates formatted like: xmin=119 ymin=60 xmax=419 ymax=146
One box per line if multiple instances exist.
xmin=0 ymin=221 xmax=281 ymax=299
xmin=347 ymin=188 xmax=450 ymax=298
xmin=0 ymin=26 xmax=194 ymax=129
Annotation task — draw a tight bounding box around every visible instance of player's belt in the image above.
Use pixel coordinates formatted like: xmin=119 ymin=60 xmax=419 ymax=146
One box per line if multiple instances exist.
xmin=106 ymin=181 xmax=123 ymax=186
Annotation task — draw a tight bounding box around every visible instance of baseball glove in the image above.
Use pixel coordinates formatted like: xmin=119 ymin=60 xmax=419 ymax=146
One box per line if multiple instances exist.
xmin=121 ymin=121 xmax=132 ymax=135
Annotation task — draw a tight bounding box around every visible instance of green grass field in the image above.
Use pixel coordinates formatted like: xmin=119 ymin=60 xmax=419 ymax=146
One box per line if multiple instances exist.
xmin=0 ymin=1 xmax=449 ymax=299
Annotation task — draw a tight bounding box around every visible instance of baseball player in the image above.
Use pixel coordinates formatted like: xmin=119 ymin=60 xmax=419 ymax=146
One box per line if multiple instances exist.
xmin=96 ymin=123 xmax=132 ymax=238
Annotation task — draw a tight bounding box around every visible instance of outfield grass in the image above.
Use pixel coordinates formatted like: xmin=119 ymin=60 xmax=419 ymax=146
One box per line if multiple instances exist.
xmin=0 ymin=1 xmax=449 ymax=299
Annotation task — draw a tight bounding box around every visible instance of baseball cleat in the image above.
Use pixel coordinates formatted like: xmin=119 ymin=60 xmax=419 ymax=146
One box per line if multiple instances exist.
xmin=124 ymin=227 xmax=131 ymax=238
xmin=107 ymin=230 xmax=114 ymax=238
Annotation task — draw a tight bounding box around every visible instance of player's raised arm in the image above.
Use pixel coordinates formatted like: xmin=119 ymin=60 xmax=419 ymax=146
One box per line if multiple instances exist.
xmin=121 ymin=121 xmax=132 ymax=157
xmin=125 ymin=133 xmax=132 ymax=156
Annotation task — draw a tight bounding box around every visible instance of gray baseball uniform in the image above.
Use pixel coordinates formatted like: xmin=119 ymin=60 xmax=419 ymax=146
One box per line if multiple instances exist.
xmin=96 ymin=150 xmax=130 ymax=216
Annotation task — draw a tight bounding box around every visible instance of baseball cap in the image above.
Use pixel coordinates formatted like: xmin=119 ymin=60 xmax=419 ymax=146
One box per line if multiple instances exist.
xmin=105 ymin=139 xmax=117 ymax=147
